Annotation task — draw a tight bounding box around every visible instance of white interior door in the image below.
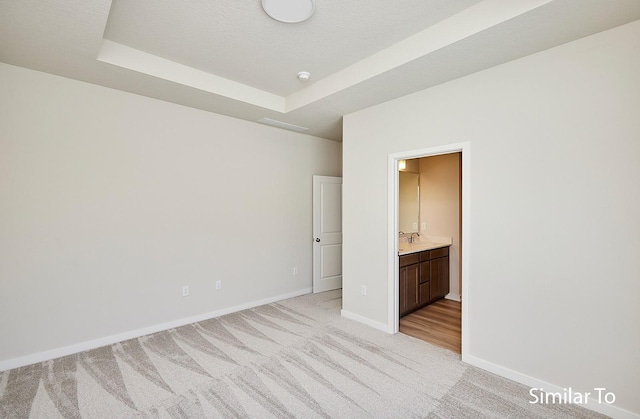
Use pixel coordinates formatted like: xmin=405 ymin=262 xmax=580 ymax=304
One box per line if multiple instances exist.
xmin=313 ymin=176 xmax=342 ymax=293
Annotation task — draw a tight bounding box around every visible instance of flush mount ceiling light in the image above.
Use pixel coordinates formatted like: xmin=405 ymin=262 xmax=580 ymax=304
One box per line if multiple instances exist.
xmin=262 ymin=0 xmax=315 ymax=23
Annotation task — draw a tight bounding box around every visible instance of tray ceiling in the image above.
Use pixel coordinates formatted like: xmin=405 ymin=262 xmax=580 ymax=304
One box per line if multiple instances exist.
xmin=2 ymin=0 xmax=640 ymax=141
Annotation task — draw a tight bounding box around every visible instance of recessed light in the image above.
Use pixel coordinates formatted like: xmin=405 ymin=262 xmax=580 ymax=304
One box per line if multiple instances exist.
xmin=262 ymin=0 xmax=315 ymax=24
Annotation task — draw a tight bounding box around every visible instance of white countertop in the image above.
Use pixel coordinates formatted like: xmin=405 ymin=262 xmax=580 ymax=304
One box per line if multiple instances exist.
xmin=398 ymin=242 xmax=450 ymax=256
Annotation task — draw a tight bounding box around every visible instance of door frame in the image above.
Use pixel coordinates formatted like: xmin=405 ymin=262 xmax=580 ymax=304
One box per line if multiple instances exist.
xmin=387 ymin=141 xmax=470 ymax=361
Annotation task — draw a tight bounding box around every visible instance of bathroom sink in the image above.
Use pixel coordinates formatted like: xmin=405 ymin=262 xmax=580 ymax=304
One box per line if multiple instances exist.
xmin=399 ymin=241 xmax=449 ymax=254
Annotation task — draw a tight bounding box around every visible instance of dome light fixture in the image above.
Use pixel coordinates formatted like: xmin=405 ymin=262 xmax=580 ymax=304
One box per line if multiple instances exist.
xmin=262 ymin=0 xmax=316 ymax=24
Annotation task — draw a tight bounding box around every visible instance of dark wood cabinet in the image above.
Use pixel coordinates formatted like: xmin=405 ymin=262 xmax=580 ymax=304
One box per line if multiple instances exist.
xmin=419 ymin=258 xmax=430 ymax=304
xmin=430 ymin=255 xmax=450 ymax=301
xmin=399 ymin=246 xmax=449 ymax=318
xmin=399 ymin=254 xmax=420 ymax=317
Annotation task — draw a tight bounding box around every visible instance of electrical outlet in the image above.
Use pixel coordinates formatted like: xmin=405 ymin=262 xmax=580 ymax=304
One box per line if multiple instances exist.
xmin=182 ymin=286 xmax=189 ymax=297
xmin=215 ymin=280 xmax=222 ymax=290
xmin=360 ymin=285 xmax=367 ymax=296
xmin=293 ymin=267 xmax=298 ymax=275
xmin=421 ymin=222 xmax=426 ymax=230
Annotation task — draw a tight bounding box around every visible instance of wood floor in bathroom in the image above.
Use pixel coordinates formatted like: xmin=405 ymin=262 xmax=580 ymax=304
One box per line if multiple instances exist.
xmin=399 ymin=298 xmax=461 ymax=354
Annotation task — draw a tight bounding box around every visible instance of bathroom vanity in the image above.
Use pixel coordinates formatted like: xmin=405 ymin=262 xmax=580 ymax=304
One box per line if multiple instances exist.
xmin=399 ymin=244 xmax=450 ymax=317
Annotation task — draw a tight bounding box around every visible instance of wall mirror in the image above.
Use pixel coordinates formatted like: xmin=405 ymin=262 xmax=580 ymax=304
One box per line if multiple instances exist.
xmin=399 ymin=171 xmax=419 ymax=233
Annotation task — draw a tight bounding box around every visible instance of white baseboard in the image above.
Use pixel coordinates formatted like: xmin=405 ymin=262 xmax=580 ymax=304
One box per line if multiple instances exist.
xmin=340 ymin=309 xmax=391 ymax=333
xmin=464 ymin=354 xmax=639 ymax=419
xmin=445 ymin=293 xmax=461 ymax=302
xmin=0 ymin=287 xmax=312 ymax=372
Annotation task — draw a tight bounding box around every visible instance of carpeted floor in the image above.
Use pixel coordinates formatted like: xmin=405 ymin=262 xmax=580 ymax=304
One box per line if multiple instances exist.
xmin=0 ymin=290 xmax=606 ymax=418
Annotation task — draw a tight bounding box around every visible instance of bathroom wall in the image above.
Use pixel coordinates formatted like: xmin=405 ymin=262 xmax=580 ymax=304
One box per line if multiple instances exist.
xmin=419 ymin=153 xmax=461 ymax=299
xmin=399 ymin=158 xmax=420 ymax=173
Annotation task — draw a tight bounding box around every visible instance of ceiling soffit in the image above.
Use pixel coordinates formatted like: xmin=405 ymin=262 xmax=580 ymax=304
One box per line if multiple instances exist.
xmin=98 ymin=1 xmax=553 ymax=113
xmin=2 ymin=0 xmax=640 ymax=141
xmin=103 ymin=0 xmax=484 ymax=96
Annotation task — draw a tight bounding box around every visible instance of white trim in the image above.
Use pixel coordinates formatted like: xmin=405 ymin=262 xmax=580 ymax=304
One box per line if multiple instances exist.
xmin=388 ymin=156 xmax=401 ymax=334
xmin=465 ymin=355 xmax=640 ymax=419
xmin=445 ymin=293 xmax=461 ymax=302
xmin=460 ymin=144 xmax=471 ymax=359
xmin=388 ymin=141 xmax=471 ymax=360
xmin=284 ymin=1 xmax=554 ymax=112
xmin=98 ymin=40 xmax=285 ymax=112
xmin=0 ymin=288 xmax=312 ymax=372
xmin=341 ymin=309 xmax=390 ymax=333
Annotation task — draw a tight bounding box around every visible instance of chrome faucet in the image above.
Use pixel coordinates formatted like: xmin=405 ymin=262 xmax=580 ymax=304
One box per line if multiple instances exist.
xmin=409 ymin=232 xmax=420 ymax=243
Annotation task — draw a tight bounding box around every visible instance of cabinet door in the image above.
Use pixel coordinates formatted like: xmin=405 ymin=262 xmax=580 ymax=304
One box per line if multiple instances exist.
xmin=429 ymin=256 xmax=450 ymax=301
xmin=419 ymin=260 xmax=430 ymax=305
xmin=405 ymin=263 xmax=419 ymax=313
xmin=441 ymin=257 xmax=450 ymax=297
xmin=419 ymin=282 xmax=430 ymax=305
xmin=419 ymin=261 xmax=430 ymax=284
xmin=399 ymin=266 xmax=407 ymax=316
xmin=400 ymin=263 xmax=419 ymax=317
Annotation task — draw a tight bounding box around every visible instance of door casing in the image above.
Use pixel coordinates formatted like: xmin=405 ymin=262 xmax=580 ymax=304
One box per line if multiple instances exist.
xmin=388 ymin=142 xmax=470 ymax=361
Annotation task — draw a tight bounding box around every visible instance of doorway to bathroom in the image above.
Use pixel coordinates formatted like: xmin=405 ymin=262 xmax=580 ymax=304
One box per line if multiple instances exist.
xmin=388 ymin=142 xmax=470 ymax=359
xmin=398 ymin=152 xmax=461 ymax=353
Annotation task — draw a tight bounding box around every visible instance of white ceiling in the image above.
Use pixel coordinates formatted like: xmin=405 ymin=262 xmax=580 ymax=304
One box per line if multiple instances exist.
xmin=2 ymin=0 xmax=640 ymax=141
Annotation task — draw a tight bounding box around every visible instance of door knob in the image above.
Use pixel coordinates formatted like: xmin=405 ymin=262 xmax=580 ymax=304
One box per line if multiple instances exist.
xmin=315 ymin=238 xmax=320 ymax=242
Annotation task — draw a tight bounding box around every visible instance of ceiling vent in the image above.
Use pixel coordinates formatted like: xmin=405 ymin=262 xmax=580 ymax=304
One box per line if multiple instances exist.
xmin=258 ymin=117 xmax=309 ymax=133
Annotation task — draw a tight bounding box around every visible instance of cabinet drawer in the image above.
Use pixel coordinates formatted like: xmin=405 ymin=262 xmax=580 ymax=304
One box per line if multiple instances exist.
xmin=419 ymin=250 xmax=431 ymax=262
xmin=430 ymin=246 xmax=449 ymax=259
xmin=399 ymin=253 xmax=419 ymax=267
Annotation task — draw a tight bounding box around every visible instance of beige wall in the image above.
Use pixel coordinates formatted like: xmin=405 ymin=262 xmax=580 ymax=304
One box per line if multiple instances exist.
xmin=419 ymin=153 xmax=461 ymax=298
xmin=343 ymin=21 xmax=640 ymax=415
xmin=399 ymin=158 xmax=419 ymax=173
xmin=0 ymin=63 xmax=342 ymax=366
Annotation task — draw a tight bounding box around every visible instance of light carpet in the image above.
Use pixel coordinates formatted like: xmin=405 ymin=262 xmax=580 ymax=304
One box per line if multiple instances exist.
xmin=0 ymin=290 xmax=606 ymax=418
